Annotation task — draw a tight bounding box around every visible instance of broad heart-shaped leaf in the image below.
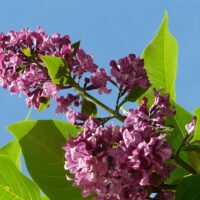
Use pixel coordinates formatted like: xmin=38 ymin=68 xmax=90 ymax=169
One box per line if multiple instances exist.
xmin=0 ymin=155 xmax=41 ymax=200
xmin=191 ymin=106 xmax=200 ymax=142
xmin=81 ymin=98 xmax=98 ymax=117
xmin=0 ymin=139 xmax=21 ymax=169
xmin=41 ymin=56 xmax=70 ymax=85
xmin=7 ymin=120 xmax=91 ymax=200
xmin=175 ymin=175 xmax=200 ymax=200
xmin=141 ymin=11 xmax=178 ymax=103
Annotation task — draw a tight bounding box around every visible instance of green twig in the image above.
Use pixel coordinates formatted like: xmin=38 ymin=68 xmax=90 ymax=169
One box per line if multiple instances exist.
xmin=72 ymin=83 xmax=125 ymax=122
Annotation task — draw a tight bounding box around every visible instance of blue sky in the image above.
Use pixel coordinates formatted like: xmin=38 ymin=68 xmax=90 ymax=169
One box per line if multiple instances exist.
xmin=1 ymin=0 xmax=200 ymax=148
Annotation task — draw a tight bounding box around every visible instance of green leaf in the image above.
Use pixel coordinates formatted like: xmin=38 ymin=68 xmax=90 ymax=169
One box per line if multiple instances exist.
xmin=22 ymin=48 xmax=32 ymax=57
xmin=81 ymin=98 xmax=98 ymax=117
xmin=7 ymin=120 xmax=91 ymax=200
xmin=166 ymin=102 xmax=193 ymax=150
xmin=165 ymin=103 xmax=195 ymax=183
xmin=0 ymin=139 xmax=21 ymax=169
xmin=166 ymin=166 xmax=188 ymax=184
xmin=41 ymin=195 xmax=49 ymax=200
xmin=123 ymin=86 xmax=150 ymax=104
xmin=175 ymin=175 xmax=200 ymax=200
xmin=38 ymin=97 xmax=50 ymax=112
xmin=191 ymin=106 xmax=200 ymax=142
xmin=41 ymin=56 xmax=70 ymax=85
xmin=71 ymin=41 xmax=80 ymax=56
xmin=182 ymin=143 xmax=200 ymax=173
xmin=0 ymin=155 xmax=41 ymax=200
xmin=183 ymin=144 xmax=200 ymax=153
xmin=25 ymin=107 xmax=32 ymax=120
xmin=141 ymin=11 xmax=178 ymax=102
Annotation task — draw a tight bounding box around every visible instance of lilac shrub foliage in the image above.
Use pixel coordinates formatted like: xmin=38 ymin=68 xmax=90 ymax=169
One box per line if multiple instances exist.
xmin=0 ymin=25 xmax=198 ymax=200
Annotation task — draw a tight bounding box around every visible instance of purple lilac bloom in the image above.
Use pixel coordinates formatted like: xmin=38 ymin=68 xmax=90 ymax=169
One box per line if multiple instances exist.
xmin=91 ymin=68 xmax=111 ymax=94
xmin=110 ymin=54 xmax=150 ymax=91
xmin=0 ymin=28 xmax=99 ymax=111
xmin=75 ymin=49 xmax=98 ymax=76
xmin=55 ymin=94 xmax=79 ymax=114
xmin=64 ymin=93 xmax=175 ymax=200
xmin=124 ymin=90 xmax=176 ymax=129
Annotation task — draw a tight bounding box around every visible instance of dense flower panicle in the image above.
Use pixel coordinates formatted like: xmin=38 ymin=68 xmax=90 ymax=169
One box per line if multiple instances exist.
xmin=185 ymin=116 xmax=197 ymax=135
xmin=0 ymin=28 xmax=99 ymax=110
xmin=64 ymin=94 xmax=175 ymax=200
xmin=110 ymin=54 xmax=150 ymax=91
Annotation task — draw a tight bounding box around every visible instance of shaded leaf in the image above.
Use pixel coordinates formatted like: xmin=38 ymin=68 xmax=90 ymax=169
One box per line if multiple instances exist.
xmin=7 ymin=120 xmax=91 ymax=200
xmin=71 ymin=41 xmax=80 ymax=56
xmin=182 ymin=144 xmax=200 ymax=153
xmin=0 ymin=155 xmax=41 ymax=200
xmin=123 ymin=86 xmax=150 ymax=104
xmin=175 ymin=175 xmax=200 ymax=200
xmin=166 ymin=165 xmax=188 ymax=185
xmin=166 ymin=102 xmax=192 ymax=150
xmin=81 ymin=98 xmax=98 ymax=117
xmin=165 ymin=102 xmax=194 ymax=183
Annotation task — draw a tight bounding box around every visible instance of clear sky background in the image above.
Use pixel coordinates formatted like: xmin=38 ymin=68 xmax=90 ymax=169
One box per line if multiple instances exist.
xmin=1 ymin=0 xmax=200 ymax=149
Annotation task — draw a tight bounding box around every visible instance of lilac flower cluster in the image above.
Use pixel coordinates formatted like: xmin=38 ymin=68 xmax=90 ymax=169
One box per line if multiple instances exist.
xmin=0 ymin=28 xmax=150 ymax=114
xmin=110 ymin=54 xmax=150 ymax=91
xmin=0 ymin=28 xmax=109 ymax=111
xmin=64 ymin=93 xmax=175 ymax=200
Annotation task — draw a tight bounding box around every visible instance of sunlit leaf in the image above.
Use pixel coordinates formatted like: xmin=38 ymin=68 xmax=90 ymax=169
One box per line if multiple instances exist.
xmin=0 ymin=155 xmax=41 ymax=200
xmin=141 ymin=11 xmax=178 ymax=103
xmin=0 ymin=139 xmax=21 ymax=169
xmin=22 ymin=48 xmax=32 ymax=57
